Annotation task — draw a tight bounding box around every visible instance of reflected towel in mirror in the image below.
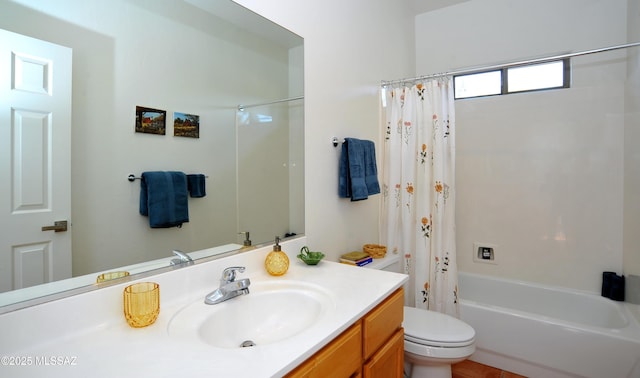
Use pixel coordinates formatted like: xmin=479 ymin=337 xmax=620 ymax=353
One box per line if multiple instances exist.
xmin=187 ymin=174 xmax=206 ymax=198
xmin=139 ymin=171 xmax=189 ymax=228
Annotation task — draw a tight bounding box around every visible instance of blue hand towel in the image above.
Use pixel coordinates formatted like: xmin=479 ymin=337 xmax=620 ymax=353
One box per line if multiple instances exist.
xmin=140 ymin=171 xmax=189 ymax=228
xmin=362 ymin=139 xmax=381 ymax=196
xmin=346 ymin=139 xmax=369 ymax=201
xmin=338 ymin=138 xmax=380 ymax=201
xmin=338 ymin=142 xmax=351 ymax=198
xmin=187 ymin=174 xmax=206 ymax=198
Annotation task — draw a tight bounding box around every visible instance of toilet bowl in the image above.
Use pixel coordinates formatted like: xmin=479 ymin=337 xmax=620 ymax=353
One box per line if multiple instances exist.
xmin=363 ymin=255 xmax=475 ymax=378
xmin=403 ymin=306 xmax=475 ymax=378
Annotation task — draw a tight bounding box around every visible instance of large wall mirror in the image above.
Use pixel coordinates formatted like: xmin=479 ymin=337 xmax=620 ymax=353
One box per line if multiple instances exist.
xmin=0 ymin=0 xmax=304 ymax=311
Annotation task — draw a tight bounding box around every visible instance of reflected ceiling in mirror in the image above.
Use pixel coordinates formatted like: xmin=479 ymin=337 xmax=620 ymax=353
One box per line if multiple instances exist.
xmin=0 ymin=0 xmax=304 ymax=312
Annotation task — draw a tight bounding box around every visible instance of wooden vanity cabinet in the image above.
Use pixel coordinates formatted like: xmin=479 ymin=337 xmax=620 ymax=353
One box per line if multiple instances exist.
xmin=362 ymin=328 xmax=404 ymax=378
xmin=362 ymin=288 xmax=404 ymax=377
xmin=286 ymin=288 xmax=404 ymax=378
xmin=286 ymin=322 xmax=362 ymax=378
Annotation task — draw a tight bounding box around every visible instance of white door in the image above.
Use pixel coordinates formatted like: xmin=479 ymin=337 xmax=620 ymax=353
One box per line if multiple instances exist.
xmin=0 ymin=29 xmax=72 ymax=293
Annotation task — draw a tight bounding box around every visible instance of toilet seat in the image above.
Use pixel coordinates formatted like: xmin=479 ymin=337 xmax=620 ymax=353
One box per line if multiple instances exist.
xmin=403 ymin=306 xmax=475 ymax=348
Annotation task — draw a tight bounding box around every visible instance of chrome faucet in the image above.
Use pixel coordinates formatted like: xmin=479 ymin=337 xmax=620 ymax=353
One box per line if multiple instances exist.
xmin=170 ymin=249 xmax=194 ymax=266
xmin=204 ymin=266 xmax=251 ymax=305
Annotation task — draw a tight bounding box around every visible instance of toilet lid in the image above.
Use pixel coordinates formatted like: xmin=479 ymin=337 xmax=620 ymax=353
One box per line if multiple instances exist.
xmin=403 ymin=306 xmax=475 ymax=348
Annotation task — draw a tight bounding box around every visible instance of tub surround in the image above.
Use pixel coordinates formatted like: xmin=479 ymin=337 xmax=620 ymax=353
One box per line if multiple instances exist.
xmin=0 ymin=237 xmax=408 ymax=377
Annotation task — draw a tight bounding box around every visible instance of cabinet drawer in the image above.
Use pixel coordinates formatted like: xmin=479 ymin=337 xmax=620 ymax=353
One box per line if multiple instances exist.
xmin=362 ymin=288 xmax=403 ymax=359
xmin=286 ymin=322 xmax=362 ymax=378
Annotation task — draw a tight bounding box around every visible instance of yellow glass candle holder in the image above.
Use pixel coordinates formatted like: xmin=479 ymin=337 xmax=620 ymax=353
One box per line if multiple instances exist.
xmin=96 ymin=271 xmax=130 ymax=283
xmin=123 ymin=282 xmax=160 ymax=328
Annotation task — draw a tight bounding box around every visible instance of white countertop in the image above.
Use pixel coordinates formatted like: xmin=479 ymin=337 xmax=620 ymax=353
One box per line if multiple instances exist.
xmin=0 ymin=237 xmax=408 ymax=378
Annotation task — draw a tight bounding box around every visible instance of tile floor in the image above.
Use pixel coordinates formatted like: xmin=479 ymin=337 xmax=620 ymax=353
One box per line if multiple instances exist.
xmin=452 ymin=360 xmax=527 ymax=378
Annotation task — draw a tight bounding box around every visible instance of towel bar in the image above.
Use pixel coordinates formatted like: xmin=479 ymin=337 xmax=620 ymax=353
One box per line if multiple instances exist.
xmin=128 ymin=174 xmax=208 ymax=182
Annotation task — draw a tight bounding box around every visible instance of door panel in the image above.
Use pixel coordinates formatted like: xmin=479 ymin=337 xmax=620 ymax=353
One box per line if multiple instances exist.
xmin=0 ymin=28 xmax=72 ymax=293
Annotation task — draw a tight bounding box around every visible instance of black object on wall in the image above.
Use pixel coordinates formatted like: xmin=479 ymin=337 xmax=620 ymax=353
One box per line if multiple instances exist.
xmin=602 ymin=271 xmax=625 ymax=301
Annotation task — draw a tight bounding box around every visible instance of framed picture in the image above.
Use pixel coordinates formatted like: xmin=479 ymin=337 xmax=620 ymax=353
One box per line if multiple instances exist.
xmin=135 ymin=106 xmax=166 ymax=135
xmin=173 ymin=112 xmax=200 ymax=138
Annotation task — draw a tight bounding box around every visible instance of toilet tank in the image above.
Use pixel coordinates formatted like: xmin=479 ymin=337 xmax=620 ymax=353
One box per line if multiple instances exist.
xmin=363 ymin=254 xmax=401 ymax=273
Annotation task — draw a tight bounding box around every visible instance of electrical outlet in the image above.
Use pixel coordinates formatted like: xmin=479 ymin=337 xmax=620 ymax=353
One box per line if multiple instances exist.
xmin=473 ymin=242 xmax=498 ymax=265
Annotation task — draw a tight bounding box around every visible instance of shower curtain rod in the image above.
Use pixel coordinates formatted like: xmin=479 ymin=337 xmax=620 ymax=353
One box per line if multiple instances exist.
xmin=238 ymin=96 xmax=304 ymax=111
xmin=381 ymin=41 xmax=640 ymax=87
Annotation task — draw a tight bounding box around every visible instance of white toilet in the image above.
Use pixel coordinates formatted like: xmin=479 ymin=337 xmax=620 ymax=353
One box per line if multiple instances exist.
xmin=366 ymin=256 xmax=476 ymax=378
xmin=403 ymin=305 xmax=475 ymax=378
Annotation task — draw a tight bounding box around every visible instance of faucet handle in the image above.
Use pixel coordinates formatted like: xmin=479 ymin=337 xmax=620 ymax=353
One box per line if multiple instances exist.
xmin=221 ymin=266 xmax=245 ymax=283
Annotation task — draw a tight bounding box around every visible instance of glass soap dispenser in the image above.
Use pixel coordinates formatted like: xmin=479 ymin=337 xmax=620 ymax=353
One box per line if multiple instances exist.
xmin=265 ymin=236 xmax=289 ymax=276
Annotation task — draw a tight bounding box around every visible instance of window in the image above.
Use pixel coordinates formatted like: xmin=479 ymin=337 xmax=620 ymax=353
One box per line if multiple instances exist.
xmin=454 ymin=59 xmax=570 ymax=99
xmin=454 ymin=71 xmax=502 ymax=99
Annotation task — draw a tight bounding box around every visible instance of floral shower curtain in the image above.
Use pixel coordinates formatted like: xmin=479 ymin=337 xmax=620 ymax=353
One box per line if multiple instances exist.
xmin=380 ymin=78 xmax=459 ymax=317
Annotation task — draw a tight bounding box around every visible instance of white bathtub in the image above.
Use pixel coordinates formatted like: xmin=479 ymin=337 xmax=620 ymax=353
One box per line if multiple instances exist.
xmin=458 ymin=272 xmax=640 ymax=378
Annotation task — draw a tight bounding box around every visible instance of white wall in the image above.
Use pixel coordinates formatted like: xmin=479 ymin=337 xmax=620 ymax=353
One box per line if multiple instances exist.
xmin=13 ymin=0 xmax=629 ymax=293
xmin=0 ymin=0 xmax=415 ymax=279
xmin=416 ymin=0 xmax=630 ymax=292
xmin=625 ymin=0 xmax=640 ymax=276
xmin=233 ymin=0 xmax=639 ymax=290
xmin=233 ymin=0 xmax=416 ymax=260
xmin=0 ymin=0 xmax=294 ymax=275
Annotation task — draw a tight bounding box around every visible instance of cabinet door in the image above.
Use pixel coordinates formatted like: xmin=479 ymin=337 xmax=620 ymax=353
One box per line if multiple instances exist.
xmin=362 ymin=328 xmax=404 ymax=378
xmin=313 ymin=322 xmax=362 ymax=377
xmin=286 ymin=322 xmax=362 ymax=378
xmin=286 ymin=357 xmax=316 ymax=378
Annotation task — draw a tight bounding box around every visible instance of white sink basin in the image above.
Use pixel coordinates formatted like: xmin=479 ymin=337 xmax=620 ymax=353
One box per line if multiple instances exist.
xmin=167 ymin=280 xmax=334 ymax=348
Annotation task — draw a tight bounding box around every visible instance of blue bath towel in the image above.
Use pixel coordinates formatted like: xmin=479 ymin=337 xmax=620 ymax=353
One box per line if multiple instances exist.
xmin=187 ymin=174 xmax=206 ymax=198
xmin=140 ymin=171 xmax=189 ymax=228
xmin=339 ymin=138 xmax=381 ymax=201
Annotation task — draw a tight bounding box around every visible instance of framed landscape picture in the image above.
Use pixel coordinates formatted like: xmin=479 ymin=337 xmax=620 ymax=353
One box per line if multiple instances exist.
xmin=135 ymin=106 xmax=166 ymax=135
xmin=173 ymin=112 xmax=200 ymax=138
